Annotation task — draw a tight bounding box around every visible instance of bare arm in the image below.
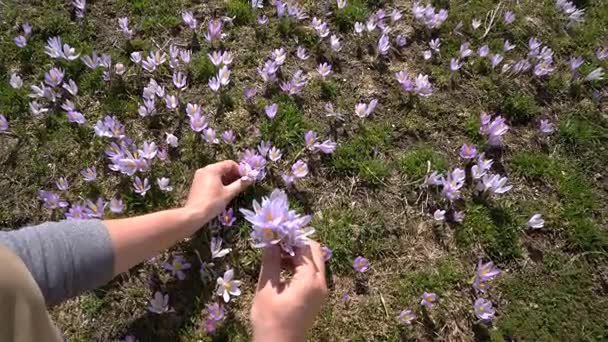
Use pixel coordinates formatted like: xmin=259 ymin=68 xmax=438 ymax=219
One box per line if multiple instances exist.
xmin=107 ymin=161 xmax=249 ymax=275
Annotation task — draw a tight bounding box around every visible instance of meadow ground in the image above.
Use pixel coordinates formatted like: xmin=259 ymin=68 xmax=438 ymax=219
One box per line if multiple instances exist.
xmin=1 ymin=0 xmax=607 ymax=341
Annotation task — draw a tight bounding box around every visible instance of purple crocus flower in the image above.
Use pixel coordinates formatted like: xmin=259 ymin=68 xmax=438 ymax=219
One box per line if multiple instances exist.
xmin=304 ymin=131 xmax=318 ymax=150
xmin=109 ymin=197 xmax=123 ymax=214
xmin=414 ymin=74 xmax=433 ymax=97
xmin=378 ymin=34 xmax=390 ymax=55
xmin=268 ymin=147 xmax=282 ymax=161
xmin=503 ymin=11 xmax=515 ymax=24
xmin=216 ymin=268 xmax=242 ymax=303
xmin=476 ymin=260 xmax=501 ymax=281
xmin=65 ymin=202 xmax=90 ymax=220
xmin=118 ymin=17 xmax=133 ymax=39
xmin=140 ymin=141 xmax=158 ymax=159
xmin=433 ymin=209 xmax=446 ymax=221
xmin=85 ymin=197 xmax=105 ymax=218
xmin=204 ymin=19 xmax=223 ymax=43
xmin=420 ymin=292 xmax=437 ymax=309
xmin=157 ymin=177 xmax=173 ymax=192
xmin=317 ymin=62 xmax=332 ymax=79
xmin=265 ymin=103 xmax=278 ymax=119
xmin=147 ymin=292 xmax=171 ymax=314
xmin=182 ymin=11 xmax=197 ymax=29
xmin=453 ymin=211 xmax=465 ymax=223
xmin=56 ymin=177 xmax=69 ymax=192
xmin=189 ymin=110 xmax=208 ymax=133
xmin=14 ymin=36 xmax=27 ymax=48
xmin=459 ymin=144 xmax=477 ymax=159
xmin=296 ymin=46 xmax=309 ymax=60
xmin=165 ymin=94 xmax=179 ymax=110
xmin=291 ymin=160 xmax=309 ymax=178
xmin=459 ymin=42 xmax=474 ymax=59
xmin=208 ymin=303 xmax=225 ymax=321
xmin=491 ymin=54 xmax=503 ymax=68
xmin=353 ymin=256 xmax=369 ymax=272
xmin=163 ymin=255 xmax=192 ymax=280
xmin=166 ymin=133 xmax=179 ymax=147
xmin=485 ymin=116 xmax=509 ymax=146
xmin=39 ymin=190 xmax=69 ymax=209
xmin=240 ymin=189 xmax=314 ymax=255
xmin=398 ymin=309 xmax=416 ymax=324
xmin=133 ymin=176 xmax=150 ymax=196
xmin=539 ymin=119 xmax=555 ymax=136
xmin=450 ymin=58 xmax=463 ymax=71
xmin=10 ymin=73 xmax=23 ymax=89
xmin=474 ymin=298 xmax=495 ymax=321
xmin=322 ymin=246 xmax=332 ymax=262
xmin=244 ymin=85 xmax=257 ymax=100
xmin=202 ymin=128 xmax=220 ymax=144
xmin=257 ymin=141 xmax=272 ymax=157
xmin=45 ymin=67 xmax=65 ymax=87
xmin=81 ymin=167 xmax=97 ymax=182
xmin=172 ymin=71 xmax=187 ymax=89
xmin=209 ymin=76 xmax=221 ymax=92
xmin=528 ymin=213 xmax=544 ymax=229
xmin=584 ymin=67 xmax=604 ymax=82
xmin=313 ymin=140 xmax=337 ymax=154
xmin=425 ymin=171 xmax=444 ymax=186
xmin=597 ymin=47 xmax=608 ymax=60
xmin=222 ymin=130 xmax=236 ymax=144
xmin=219 ymin=208 xmax=236 ymax=227
xmin=258 ymin=15 xmax=269 ymax=25
xmin=479 ymin=45 xmax=490 ymax=57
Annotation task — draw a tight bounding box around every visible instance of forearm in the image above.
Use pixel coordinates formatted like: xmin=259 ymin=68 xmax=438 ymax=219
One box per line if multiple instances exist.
xmin=105 ymin=207 xmax=210 ymax=275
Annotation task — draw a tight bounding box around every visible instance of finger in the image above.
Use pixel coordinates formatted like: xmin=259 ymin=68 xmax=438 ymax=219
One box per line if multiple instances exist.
xmin=225 ymin=178 xmax=252 ymax=199
xmin=291 ymin=244 xmax=319 ymax=281
xmin=209 ymin=160 xmax=241 ymax=183
xmin=308 ymin=240 xmax=326 ymax=277
xmin=257 ymin=245 xmax=282 ymax=293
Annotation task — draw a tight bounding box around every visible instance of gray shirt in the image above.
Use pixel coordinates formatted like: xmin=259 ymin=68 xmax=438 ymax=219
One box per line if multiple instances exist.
xmin=0 ymin=220 xmax=115 ymax=306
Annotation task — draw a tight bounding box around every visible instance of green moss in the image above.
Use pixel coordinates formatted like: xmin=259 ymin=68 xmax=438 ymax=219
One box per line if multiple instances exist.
xmin=0 ymin=83 xmax=28 ymax=118
xmin=332 ymin=123 xmax=391 ymax=176
xmin=497 ymin=255 xmax=608 ymax=341
xmin=511 ymin=152 xmax=557 ymax=181
xmin=395 ymin=257 xmax=464 ymax=306
xmin=558 ymin=117 xmax=597 ymax=148
xmin=398 ymin=145 xmax=448 ymax=180
xmin=314 ymin=208 xmax=356 ymax=275
xmin=276 ymin=17 xmax=296 ymax=37
xmin=319 ymin=80 xmax=340 ymax=101
xmin=259 ymin=95 xmax=314 ymax=150
xmin=226 ymin=0 xmax=254 ymax=26
xmin=334 ymin=0 xmax=369 ymax=32
xmin=457 ymin=204 xmax=521 ymax=261
xmin=501 ymin=92 xmax=540 ymax=125
xmin=358 ymin=159 xmax=390 ymax=186
xmin=189 ymin=53 xmax=216 ymax=83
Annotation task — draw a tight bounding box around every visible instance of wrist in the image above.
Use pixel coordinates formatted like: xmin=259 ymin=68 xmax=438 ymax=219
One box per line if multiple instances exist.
xmin=176 ymin=207 xmax=211 ymax=234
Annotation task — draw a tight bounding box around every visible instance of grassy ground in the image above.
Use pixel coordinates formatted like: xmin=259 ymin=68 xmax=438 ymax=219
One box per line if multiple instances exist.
xmin=1 ymin=0 xmax=607 ymax=341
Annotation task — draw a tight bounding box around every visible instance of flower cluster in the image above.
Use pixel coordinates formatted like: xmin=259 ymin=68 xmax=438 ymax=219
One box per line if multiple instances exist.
xmin=472 ymin=260 xmax=501 ymax=321
xmin=480 ymin=112 xmax=509 ymax=146
xmin=240 ymin=189 xmax=315 ymax=256
xmin=412 ymin=2 xmax=448 ymax=29
xmin=555 ymin=0 xmax=585 ymax=25
xmin=395 ymin=71 xmax=433 ymax=97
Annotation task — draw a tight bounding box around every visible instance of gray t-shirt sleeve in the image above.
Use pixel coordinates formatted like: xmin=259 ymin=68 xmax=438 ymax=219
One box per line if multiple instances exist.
xmin=0 ymin=219 xmax=115 ymax=306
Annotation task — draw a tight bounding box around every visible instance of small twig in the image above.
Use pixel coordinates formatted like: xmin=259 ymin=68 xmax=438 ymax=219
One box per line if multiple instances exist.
xmin=378 ymin=291 xmax=389 ymax=318
xmin=482 ymin=2 xmax=502 ymax=39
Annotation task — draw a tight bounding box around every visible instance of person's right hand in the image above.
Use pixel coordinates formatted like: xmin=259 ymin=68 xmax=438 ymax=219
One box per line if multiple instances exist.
xmin=250 ymin=241 xmax=328 ymax=342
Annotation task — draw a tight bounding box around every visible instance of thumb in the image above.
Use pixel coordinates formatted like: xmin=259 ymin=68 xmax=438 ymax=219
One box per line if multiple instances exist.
xmin=225 ymin=178 xmax=251 ymax=199
xmin=257 ymin=245 xmax=282 ymax=293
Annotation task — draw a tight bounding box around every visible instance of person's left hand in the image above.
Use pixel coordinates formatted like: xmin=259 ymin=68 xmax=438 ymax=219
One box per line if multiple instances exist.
xmin=183 ymin=160 xmax=251 ymax=226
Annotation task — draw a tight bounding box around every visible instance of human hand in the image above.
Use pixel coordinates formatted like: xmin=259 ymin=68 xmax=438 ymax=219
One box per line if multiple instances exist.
xmin=183 ymin=160 xmax=250 ymax=226
xmin=251 ymin=241 xmax=328 ymax=342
